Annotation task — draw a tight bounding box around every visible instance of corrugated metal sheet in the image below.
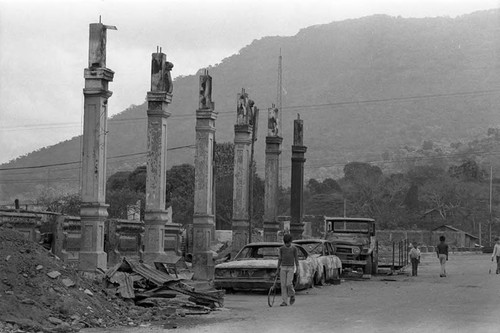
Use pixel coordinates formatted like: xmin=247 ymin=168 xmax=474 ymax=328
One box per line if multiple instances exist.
xmin=124 ymin=258 xmax=179 ymax=286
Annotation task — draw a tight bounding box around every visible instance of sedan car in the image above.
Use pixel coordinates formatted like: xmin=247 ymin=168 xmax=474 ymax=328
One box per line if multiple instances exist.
xmin=214 ymin=242 xmax=316 ymax=291
xmin=293 ymin=239 xmax=342 ymax=285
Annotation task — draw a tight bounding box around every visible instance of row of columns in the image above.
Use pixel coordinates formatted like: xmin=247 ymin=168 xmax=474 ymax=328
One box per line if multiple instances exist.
xmin=78 ymin=20 xmax=307 ymax=276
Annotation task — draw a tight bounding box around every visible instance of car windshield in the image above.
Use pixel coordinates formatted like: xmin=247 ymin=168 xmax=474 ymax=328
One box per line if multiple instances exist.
xmin=234 ymin=246 xmax=280 ymax=260
xmin=332 ymin=221 xmax=370 ymax=233
xmin=298 ymin=243 xmax=323 ymax=255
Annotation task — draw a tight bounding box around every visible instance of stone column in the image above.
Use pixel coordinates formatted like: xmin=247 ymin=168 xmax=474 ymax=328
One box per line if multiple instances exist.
xmin=231 ymin=89 xmax=254 ymax=257
xmin=193 ymin=69 xmax=217 ymax=280
xmin=290 ymin=114 xmax=307 ymax=240
xmin=141 ymin=50 xmax=176 ymax=264
xmin=79 ymin=22 xmax=116 ymax=272
xmin=263 ymin=105 xmax=282 ymax=242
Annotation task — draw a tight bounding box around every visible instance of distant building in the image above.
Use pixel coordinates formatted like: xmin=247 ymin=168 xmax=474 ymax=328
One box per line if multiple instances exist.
xmin=432 ymin=225 xmax=479 ymax=248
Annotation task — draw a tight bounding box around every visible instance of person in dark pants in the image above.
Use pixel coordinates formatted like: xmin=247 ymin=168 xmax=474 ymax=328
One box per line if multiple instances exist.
xmin=436 ymin=236 xmax=449 ymax=277
xmin=409 ymin=243 xmax=421 ymax=276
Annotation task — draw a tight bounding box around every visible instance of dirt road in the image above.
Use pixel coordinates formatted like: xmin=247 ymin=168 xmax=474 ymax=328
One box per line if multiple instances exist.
xmin=84 ymin=253 xmax=500 ymax=333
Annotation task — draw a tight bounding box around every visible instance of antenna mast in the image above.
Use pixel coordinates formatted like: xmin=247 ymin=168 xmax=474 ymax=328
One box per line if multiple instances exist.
xmin=277 ymin=49 xmax=283 ymax=188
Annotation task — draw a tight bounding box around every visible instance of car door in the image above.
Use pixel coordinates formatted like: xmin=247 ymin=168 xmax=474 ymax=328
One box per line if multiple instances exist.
xmin=296 ymin=246 xmax=314 ymax=289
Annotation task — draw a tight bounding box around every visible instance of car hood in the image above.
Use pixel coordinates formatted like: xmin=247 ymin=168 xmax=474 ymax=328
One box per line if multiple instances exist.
xmin=215 ymin=259 xmax=277 ymax=270
xmin=329 ymin=234 xmax=369 ymax=246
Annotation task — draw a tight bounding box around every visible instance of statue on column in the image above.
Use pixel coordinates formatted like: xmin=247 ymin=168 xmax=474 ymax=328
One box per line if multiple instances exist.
xmin=237 ymin=89 xmax=254 ymax=125
xmin=293 ymin=113 xmax=303 ymax=146
xmin=199 ymin=69 xmax=213 ymax=110
xmin=268 ymin=106 xmax=279 ymax=137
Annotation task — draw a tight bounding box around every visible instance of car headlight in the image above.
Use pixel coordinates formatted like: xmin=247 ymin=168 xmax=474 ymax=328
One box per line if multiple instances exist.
xmin=352 ymin=247 xmax=361 ymax=255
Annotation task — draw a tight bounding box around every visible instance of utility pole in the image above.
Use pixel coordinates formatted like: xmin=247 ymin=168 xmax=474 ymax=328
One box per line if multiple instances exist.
xmin=489 ymin=165 xmax=493 ymax=244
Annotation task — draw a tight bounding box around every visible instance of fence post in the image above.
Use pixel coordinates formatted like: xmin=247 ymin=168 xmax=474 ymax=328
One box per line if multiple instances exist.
xmin=52 ymin=215 xmax=65 ymax=259
xmin=392 ymin=241 xmax=395 ymax=271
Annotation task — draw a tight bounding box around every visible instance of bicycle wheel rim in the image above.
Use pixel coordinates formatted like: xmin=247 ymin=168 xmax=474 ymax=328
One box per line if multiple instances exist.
xmin=267 ymin=286 xmax=276 ymax=307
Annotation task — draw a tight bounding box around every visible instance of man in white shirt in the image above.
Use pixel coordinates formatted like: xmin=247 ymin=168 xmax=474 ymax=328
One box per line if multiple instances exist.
xmin=491 ymin=237 xmax=500 ymax=274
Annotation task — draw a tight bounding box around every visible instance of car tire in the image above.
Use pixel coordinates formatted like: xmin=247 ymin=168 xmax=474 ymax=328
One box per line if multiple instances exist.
xmin=315 ymin=270 xmax=326 ymax=286
xmin=372 ymin=259 xmax=378 ymax=275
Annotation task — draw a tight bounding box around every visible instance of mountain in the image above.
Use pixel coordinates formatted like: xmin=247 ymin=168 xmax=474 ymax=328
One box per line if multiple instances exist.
xmin=2 ymin=10 xmax=500 ymax=201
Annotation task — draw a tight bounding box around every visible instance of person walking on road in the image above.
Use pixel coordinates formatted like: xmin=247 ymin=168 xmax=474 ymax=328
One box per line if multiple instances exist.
xmin=277 ymin=234 xmax=299 ymax=307
xmin=436 ymin=236 xmax=449 ymax=277
xmin=409 ymin=243 xmax=421 ymax=276
xmin=491 ymin=237 xmax=500 ymax=274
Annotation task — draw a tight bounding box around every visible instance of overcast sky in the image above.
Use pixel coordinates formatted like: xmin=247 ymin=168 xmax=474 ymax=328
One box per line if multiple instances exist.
xmin=0 ymin=0 xmax=499 ymax=165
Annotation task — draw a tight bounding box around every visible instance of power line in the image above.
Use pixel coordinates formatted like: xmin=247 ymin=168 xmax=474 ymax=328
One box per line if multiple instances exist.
xmin=0 ymin=145 xmax=195 ymax=171
xmin=2 ymin=88 xmax=499 ymax=131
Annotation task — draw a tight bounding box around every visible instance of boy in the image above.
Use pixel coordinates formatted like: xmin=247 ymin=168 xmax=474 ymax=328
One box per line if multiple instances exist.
xmin=491 ymin=237 xmax=500 ymax=274
xmin=409 ymin=243 xmax=421 ymax=276
xmin=277 ymin=234 xmax=299 ymax=306
xmin=436 ymin=235 xmax=449 ymax=277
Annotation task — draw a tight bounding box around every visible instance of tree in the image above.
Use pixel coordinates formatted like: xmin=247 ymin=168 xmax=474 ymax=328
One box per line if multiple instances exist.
xmin=166 ymin=164 xmax=195 ymax=226
xmin=215 ymin=142 xmax=234 ymax=230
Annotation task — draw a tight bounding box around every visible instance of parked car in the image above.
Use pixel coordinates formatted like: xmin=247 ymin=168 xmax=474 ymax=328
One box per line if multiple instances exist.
xmin=293 ymin=239 xmax=342 ymax=285
xmin=214 ymin=242 xmax=316 ymax=292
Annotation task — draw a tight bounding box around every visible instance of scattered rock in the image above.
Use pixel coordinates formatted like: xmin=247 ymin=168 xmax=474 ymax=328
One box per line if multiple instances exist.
xmin=20 ymin=298 xmax=35 ymax=305
xmin=47 ymin=317 xmax=63 ymax=325
xmin=47 ymin=271 xmax=61 ymax=279
xmin=61 ymin=278 xmax=75 ymax=288
xmin=5 ymin=290 xmax=13 ymax=295
xmin=36 ymin=265 xmax=43 ymax=271
xmin=5 ymin=255 xmax=11 ymax=261
xmin=84 ymin=289 xmax=94 ymax=297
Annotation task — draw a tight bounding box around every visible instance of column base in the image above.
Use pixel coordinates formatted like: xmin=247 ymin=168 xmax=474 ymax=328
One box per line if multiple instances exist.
xmin=193 ymin=251 xmax=215 ymax=280
xmin=232 ymin=219 xmax=249 ymax=258
xmin=263 ymin=222 xmax=280 ymax=242
xmin=290 ymin=223 xmax=304 ymax=241
xmin=165 ymin=223 xmax=182 ymax=255
xmin=79 ymin=251 xmax=107 ymax=272
xmin=142 ymin=211 xmax=168 ymax=265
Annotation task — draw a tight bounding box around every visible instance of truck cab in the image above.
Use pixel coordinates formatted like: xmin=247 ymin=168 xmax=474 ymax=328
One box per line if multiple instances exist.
xmin=325 ymin=217 xmax=378 ymax=275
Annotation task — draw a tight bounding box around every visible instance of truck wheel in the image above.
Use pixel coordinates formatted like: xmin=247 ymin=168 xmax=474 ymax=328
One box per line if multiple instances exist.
xmin=364 ymin=256 xmax=373 ymax=275
xmin=372 ymin=260 xmax=378 ymax=275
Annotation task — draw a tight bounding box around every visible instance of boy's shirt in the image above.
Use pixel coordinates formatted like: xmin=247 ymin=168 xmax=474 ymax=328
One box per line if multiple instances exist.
xmin=278 ymin=245 xmax=298 ymax=267
xmin=436 ymin=243 xmax=448 ymax=256
xmin=409 ymin=247 xmax=420 ymax=259
xmin=492 ymin=243 xmax=500 ymax=258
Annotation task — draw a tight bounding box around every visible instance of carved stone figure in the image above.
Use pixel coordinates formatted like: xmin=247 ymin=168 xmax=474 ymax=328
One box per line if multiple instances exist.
xmin=199 ymin=70 xmax=213 ymax=109
xmin=268 ymin=107 xmax=279 ymax=136
xmin=293 ymin=114 xmax=303 ymax=146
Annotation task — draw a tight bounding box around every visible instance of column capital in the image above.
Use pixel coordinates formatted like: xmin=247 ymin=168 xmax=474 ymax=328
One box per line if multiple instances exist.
xmin=196 ymin=109 xmax=218 ymax=120
xmin=84 ymin=67 xmax=115 ymax=81
xmin=147 ymin=109 xmax=171 ymax=118
xmin=292 ymin=145 xmax=307 ymax=154
xmin=147 ymin=91 xmax=173 ymax=104
xmin=266 ymin=136 xmax=283 ymax=145
xmin=83 ymin=88 xmax=113 ymax=98
xmin=234 ymin=124 xmax=253 ymax=134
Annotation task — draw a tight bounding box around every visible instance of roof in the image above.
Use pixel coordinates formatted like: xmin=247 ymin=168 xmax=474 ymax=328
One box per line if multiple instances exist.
xmin=245 ymin=242 xmax=283 ymax=247
xmin=432 ymin=225 xmax=479 ymax=240
xmin=293 ymin=239 xmax=328 ymax=243
xmin=325 ymin=217 xmax=375 ymax=222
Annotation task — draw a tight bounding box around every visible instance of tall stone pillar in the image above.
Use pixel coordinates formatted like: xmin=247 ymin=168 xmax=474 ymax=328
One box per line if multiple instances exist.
xmin=263 ymin=105 xmax=282 ymax=242
xmin=290 ymin=114 xmax=307 ymax=240
xmin=79 ymin=22 xmax=116 ymax=272
xmin=142 ymin=50 xmax=176 ymax=264
xmin=193 ymin=69 xmax=217 ymax=280
xmin=231 ymin=89 xmax=254 ymax=257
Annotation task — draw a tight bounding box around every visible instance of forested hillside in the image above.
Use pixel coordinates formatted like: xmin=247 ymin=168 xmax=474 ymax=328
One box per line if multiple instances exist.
xmin=2 ymin=10 xmax=500 ymax=200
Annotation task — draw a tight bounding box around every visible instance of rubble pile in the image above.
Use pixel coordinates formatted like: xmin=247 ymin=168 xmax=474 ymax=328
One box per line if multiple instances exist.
xmin=0 ymin=227 xmax=225 ymax=333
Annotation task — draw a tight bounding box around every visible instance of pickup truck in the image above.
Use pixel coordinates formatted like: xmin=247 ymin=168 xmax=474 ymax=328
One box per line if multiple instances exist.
xmin=325 ymin=217 xmax=378 ymax=275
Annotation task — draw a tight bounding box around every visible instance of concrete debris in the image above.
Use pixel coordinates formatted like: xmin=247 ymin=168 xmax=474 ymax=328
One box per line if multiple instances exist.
xmin=104 ymin=257 xmax=224 ymax=313
xmin=36 ymin=265 xmax=43 ymax=270
xmin=84 ymin=289 xmax=94 ymax=296
xmin=5 ymin=255 xmax=11 ymax=262
xmin=47 ymin=271 xmax=61 ymax=279
xmin=61 ymin=278 xmax=75 ymax=288
xmin=47 ymin=317 xmax=63 ymax=325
